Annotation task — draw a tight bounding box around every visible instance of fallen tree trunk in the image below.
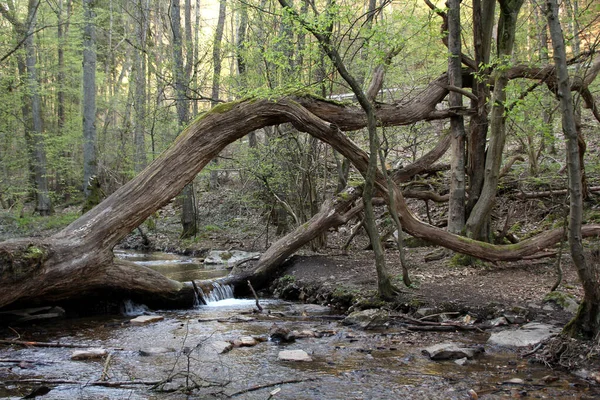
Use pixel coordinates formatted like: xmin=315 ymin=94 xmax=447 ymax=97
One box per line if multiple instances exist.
xmin=0 ymin=70 xmax=598 ymax=310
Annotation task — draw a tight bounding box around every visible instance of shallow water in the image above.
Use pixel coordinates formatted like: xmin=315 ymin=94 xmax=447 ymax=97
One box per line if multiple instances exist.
xmin=114 ymin=249 xmax=230 ymax=281
xmin=1 ymin=299 xmax=598 ymax=400
xmin=1 ymin=252 xmax=598 ymax=399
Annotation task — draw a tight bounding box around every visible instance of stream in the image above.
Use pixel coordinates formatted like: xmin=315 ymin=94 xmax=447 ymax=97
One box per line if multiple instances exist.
xmin=0 ymin=251 xmax=598 ymax=399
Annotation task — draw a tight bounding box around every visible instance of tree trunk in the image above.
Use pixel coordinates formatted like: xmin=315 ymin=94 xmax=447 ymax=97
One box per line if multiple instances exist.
xmin=171 ymin=0 xmax=197 ymax=238
xmin=82 ymin=0 xmax=97 ymax=201
xmin=546 ymin=0 xmax=600 ymax=338
xmin=208 ymin=0 xmax=227 ymax=190
xmin=133 ymin=0 xmax=148 ymax=173
xmin=1 ymin=0 xmax=54 ymax=215
xmin=447 ymin=0 xmax=466 ymax=234
xmin=466 ymin=0 xmax=524 ymax=240
xmin=466 ymin=0 xmax=495 ymax=220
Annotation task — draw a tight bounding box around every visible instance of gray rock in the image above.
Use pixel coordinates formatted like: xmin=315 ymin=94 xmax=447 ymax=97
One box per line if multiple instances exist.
xmin=488 ymin=322 xmax=560 ymax=348
xmin=278 ymin=349 xmax=312 ymax=362
xmin=294 ymin=304 xmax=332 ymax=315
xmin=503 ymin=313 xmax=527 ymax=324
xmin=209 ymin=341 xmax=233 ymax=354
xmin=422 ymin=343 xmax=484 ymax=360
xmin=269 ymin=324 xmax=294 ymax=343
xmin=489 ymin=317 xmax=508 ymax=327
xmin=343 ymin=309 xmax=390 ymax=329
xmin=543 ymin=291 xmax=579 ymax=314
xmin=139 ymin=347 xmax=175 ymax=356
xmin=238 ymin=336 xmax=259 ymax=347
xmin=454 ymin=357 xmax=468 ymax=366
xmin=71 ymin=348 xmax=108 ymax=360
xmin=130 ymin=315 xmax=164 ymax=325
xmin=204 ymin=250 xmax=260 ymax=265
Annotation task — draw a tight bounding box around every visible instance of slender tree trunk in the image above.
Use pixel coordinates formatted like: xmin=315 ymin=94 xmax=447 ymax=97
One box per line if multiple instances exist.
xmin=547 ymin=0 xmax=600 ymax=338
xmin=276 ymin=0 xmax=398 ymax=299
xmin=133 ymin=0 xmax=148 ymax=173
xmin=466 ymin=0 xmax=524 ymax=240
xmin=208 ymin=0 xmax=227 ymax=190
xmin=171 ymin=0 xmax=197 ymax=238
xmin=82 ymin=0 xmax=97 ymax=200
xmin=466 ymin=0 xmax=495 ymax=220
xmin=447 ymin=0 xmax=466 ymax=234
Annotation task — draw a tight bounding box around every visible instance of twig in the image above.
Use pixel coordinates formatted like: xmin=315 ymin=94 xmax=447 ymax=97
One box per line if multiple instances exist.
xmin=1 ymin=379 xmax=161 ymax=387
xmin=229 ymin=255 xmax=260 ymax=270
xmin=247 ymin=280 xmax=263 ymax=312
xmin=0 ymin=358 xmax=55 ymax=364
xmin=417 ymin=312 xmax=460 ymax=321
xmin=0 ymin=339 xmax=93 ymax=348
xmin=229 ymin=378 xmax=318 ymax=397
xmin=100 ymin=353 xmax=112 ymax=381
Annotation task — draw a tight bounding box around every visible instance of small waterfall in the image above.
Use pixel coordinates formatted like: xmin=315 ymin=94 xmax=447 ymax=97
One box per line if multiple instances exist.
xmin=202 ymin=282 xmax=235 ymax=304
xmin=121 ymin=299 xmax=150 ymax=316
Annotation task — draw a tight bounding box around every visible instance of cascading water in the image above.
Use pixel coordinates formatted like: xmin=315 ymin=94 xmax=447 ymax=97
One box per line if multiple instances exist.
xmin=121 ymin=299 xmax=150 ymax=316
xmin=202 ymin=282 xmax=234 ymax=303
xmin=200 ymin=282 xmax=257 ymax=307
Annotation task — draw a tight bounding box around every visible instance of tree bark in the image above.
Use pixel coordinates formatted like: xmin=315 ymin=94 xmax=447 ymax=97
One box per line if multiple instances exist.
xmin=546 ymin=0 xmax=600 ymax=338
xmin=465 ymin=0 xmax=524 ymax=240
xmin=171 ymin=0 xmax=197 ymax=238
xmin=447 ymin=0 xmax=466 ymax=234
xmin=466 ymin=0 xmax=494 ymax=221
xmin=82 ymin=0 xmax=97 ymax=201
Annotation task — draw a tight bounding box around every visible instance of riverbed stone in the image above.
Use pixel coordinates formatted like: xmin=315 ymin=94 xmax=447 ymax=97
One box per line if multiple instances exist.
xmin=343 ymin=309 xmax=389 ymax=329
xmin=204 ymin=250 xmax=260 ymax=265
xmin=236 ymin=336 xmax=259 ymax=347
xmin=71 ymin=348 xmax=108 ymax=360
xmin=422 ymin=343 xmax=484 ymax=360
xmin=543 ymin=291 xmax=579 ymax=314
xmin=130 ymin=315 xmax=164 ymax=325
xmin=278 ymin=349 xmax=312 ymax=362
xmin=209 ymin=341 xmax=233 ymax=354
xmin=269 ymin=324 xmax=294 ymax=343
xmin=139 ymin=347 xmax=175 ymax=356
xmin=488 ymin=322 xmax=560 ymax=348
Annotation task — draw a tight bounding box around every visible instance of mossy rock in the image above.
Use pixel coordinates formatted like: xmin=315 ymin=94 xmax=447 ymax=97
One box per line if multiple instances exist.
xmin=543 ymin=291 xmax=579 ymax=313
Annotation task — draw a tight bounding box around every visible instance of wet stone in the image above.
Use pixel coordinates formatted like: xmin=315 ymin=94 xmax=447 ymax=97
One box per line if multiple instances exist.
xmin=488 ymin=322 xmax=560 ymax=348
xmin=278 ymin=349 xmax=312 ymax=362
xmin=454 ymin=357 xmax=468 ymax=366
xmin=238 ymin=336 xmax=259 ymax=347
xmin=422 ymin=343 xmax=484 ymax=360
xmin=130 ymin=315 xmax=164 ymax=325
xmin=209 ymin=341 xmax=233 ymax=354
xmin=71 ymin=348 xmax=108 ymax=360
xmin=343 ymin=309 xmax=390 ymax=329
xmin=489 ymin=317 xmax=509 ymax=327
xmin=139 ymin=347 xmax=175 ymax=356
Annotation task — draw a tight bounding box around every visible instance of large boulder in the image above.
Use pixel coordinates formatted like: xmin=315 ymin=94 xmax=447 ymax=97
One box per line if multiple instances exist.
xmin=488 ymin=322 xmax=560 ymax=348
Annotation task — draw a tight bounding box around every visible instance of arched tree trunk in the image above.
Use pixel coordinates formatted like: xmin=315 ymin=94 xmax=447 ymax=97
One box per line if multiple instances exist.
xmin=1 ymin=71 xmax=599 ymax=311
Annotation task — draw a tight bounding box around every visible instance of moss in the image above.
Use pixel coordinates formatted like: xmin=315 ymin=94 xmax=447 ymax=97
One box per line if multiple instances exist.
xmin=279 ymin=274 xmax=296 ymax=284
xmin=25 ymin=245 xmax=44 ymax=260
xmin=210 ymin=101 xmax=240 ymax=114
xmin=544 ymin=291 xmax=577 ymax=309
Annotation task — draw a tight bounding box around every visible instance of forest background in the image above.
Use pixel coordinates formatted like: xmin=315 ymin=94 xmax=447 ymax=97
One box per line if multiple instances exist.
xmin=1 ymin=0 xmax=600 ymax=338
